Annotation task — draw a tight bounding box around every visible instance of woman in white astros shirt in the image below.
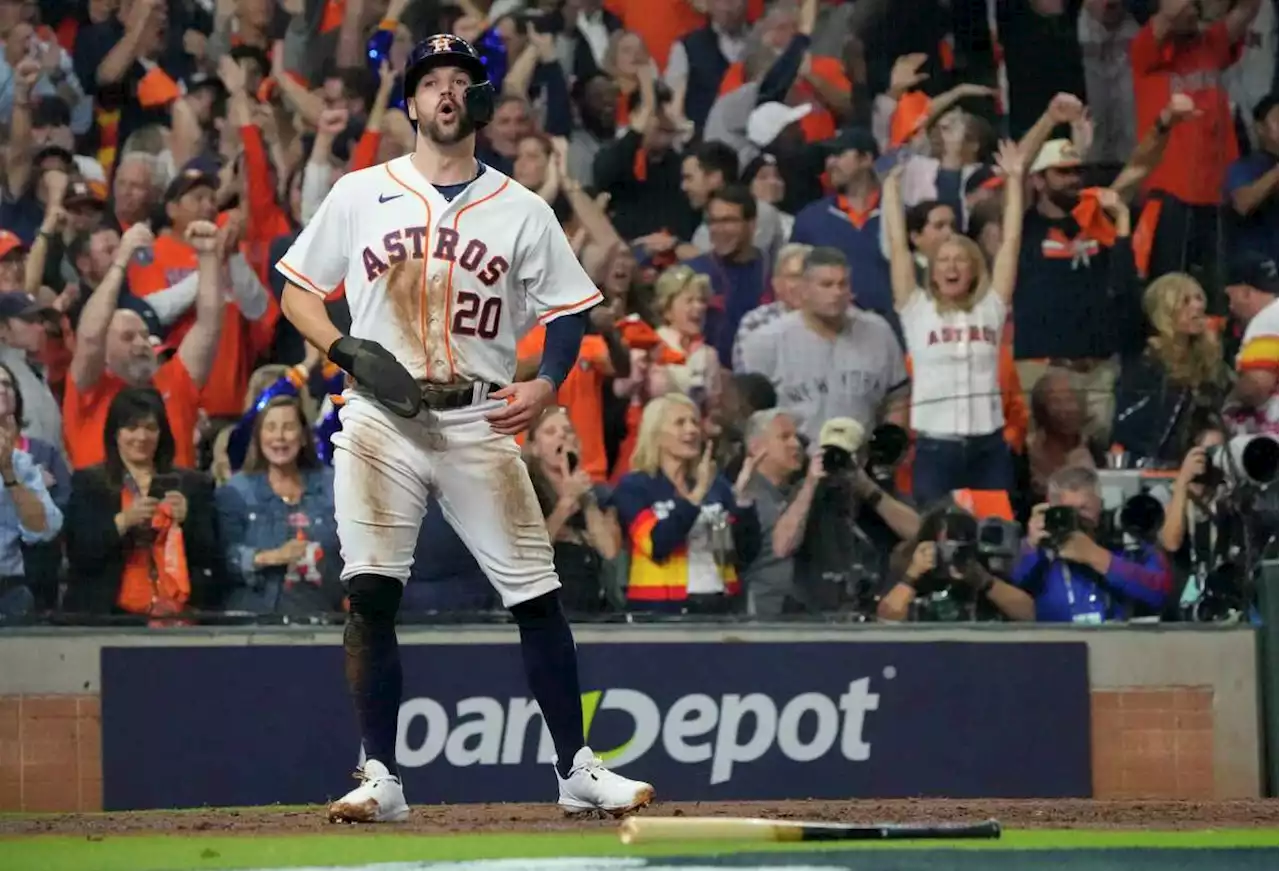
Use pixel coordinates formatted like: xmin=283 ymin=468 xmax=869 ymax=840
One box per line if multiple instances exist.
xmin=883 ymin=140 xmax=1026 ymax=506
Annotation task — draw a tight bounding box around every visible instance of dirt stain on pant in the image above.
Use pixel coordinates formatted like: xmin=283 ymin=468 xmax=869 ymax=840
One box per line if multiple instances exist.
xmin=494 ymin=454 xmax=547 ymax=561
xmin=384 ymin=259 xmax=427 ymax=377
xmin=347 ymin=421 xmax=401 ymax=542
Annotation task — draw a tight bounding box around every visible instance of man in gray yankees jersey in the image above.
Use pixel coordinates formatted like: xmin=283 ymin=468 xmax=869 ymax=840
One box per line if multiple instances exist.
xmin=738 ymin=246 xmax=909 ymax=442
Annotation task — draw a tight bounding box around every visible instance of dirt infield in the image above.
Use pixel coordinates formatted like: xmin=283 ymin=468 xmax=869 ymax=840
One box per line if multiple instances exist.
xmin=3 ymin=798 xmax=1276 ymax=837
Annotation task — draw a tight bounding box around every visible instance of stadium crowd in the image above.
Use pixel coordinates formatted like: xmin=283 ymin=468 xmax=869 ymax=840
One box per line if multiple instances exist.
xmin=0 ymin=0 xmax=1275 ymax=626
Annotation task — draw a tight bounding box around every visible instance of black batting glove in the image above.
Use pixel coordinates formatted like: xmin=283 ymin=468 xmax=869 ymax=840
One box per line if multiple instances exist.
xmin=327 ymin=336 xmax=422 ymax=418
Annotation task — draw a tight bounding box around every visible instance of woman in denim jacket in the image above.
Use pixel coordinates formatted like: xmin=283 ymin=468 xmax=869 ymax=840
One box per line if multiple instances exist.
xmin=215 ymin=396 xmax=343 ymax=618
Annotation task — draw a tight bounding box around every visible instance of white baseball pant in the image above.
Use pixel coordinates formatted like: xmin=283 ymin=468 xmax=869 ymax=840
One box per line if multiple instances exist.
xmin=330 ymin=392 xmax=561 ymax=607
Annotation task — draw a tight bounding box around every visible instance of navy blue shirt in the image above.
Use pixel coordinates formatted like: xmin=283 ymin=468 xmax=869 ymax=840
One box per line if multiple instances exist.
xmin=685 ymin=251 xmax=771 ymax=369
xmin=0 ymin=191 xmax=43 ymax=245
xmin=1224 ymin=152 xmax=1279 ymax=260
xmin=789 ymin=195 xmax=895 ymax=325
xmin=1011 ymin=543 xmax=1172 ymax=623
xmin=1013 ymin=210 xmax=1142 ymax=360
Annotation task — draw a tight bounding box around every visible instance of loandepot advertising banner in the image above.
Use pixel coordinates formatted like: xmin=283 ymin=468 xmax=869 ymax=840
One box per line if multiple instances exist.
xmin=100 ymin=640 xmax=1091 ymax=810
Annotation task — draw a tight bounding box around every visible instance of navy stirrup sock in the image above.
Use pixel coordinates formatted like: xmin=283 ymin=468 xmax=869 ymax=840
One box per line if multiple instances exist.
xmin=344 ymin=576 xmax=404 ymax=777
xmin=511 ymin=591 xmax=585 ymax=779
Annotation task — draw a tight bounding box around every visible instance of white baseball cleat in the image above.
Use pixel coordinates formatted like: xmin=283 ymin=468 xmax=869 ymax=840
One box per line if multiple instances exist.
xmin=327 ymin=759 xmax=410 ymax=823
xmin=556 ymin=746 xmax=655 ymax=817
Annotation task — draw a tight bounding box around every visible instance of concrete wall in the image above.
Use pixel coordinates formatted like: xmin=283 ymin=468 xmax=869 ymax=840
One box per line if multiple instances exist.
xmin=0 ymin=624 xmax=1261 ymax=811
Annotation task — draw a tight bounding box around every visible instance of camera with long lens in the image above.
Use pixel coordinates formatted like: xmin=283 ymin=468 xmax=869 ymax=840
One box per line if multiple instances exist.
xmin=865 ymin=423 xmax=910 ymax=487
xmin=909 ymin=511 xmax=981 ymax=621
xmin=822 ymin=443 xmax=855 ymax=475
xmin=1194 ymin=434 xmax=1279 ymax=490
xmin=978 ymin=517 xmax=1022 ymax=576
xmin=1109 ymin=492 xmax=1165 ymax=545
xmin=1042 ymin=505 xmax=1080 ymax=548
xmin=817 ymin=417 xmax=865 ymax=478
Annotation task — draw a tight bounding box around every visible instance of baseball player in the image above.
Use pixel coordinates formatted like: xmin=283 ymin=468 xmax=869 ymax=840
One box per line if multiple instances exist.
xmin=276 ymin=34 xmax=654 ymax=823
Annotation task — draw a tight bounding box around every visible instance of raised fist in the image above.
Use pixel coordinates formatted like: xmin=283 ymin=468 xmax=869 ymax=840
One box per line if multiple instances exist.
xmin=216 ymin=210 xmax=245 ymax=259
xmin=185 ymin=219 xmax=221 ymax=255
xmin=14 ymin=57 xmax=41 ymax=95
xmin=217 ymin=54 xmax=247 ymax=94
xmin=1047 ymin=93 xmax=1085 ymax=124
xmin=43 ymin=169 xmax=70 ymax=204
xmin=1163 ymin=92 xmax=1197 ymax=124
xmin=317 ymin=107 xmax=349 ymax=136
xmin=119 ymin=222 xmax=156 ymax=257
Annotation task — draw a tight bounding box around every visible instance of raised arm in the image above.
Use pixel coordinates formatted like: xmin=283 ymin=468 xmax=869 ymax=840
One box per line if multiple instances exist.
xmin=1017 ymin=92 xmax=1084 ymax=185
xmin=269 ymin=41 xmax=325 ymax=127
xmin=25 ymin=172 xmax=69 ymax=296
xmin=1110 ymin=93 xmax=1196 ymax=200
xmin=536 ymin=143 xmax=564 ymax=204
xmin=881 ymin=164 xmax=917 ymax=311
xmin=175 ymin=222 xmax=228 ymax=388
xmin=1224 ymin=0 xmax=1263 ymax=42
xmin=921 ymin=83 xmax=999 ymax=133
xmin=504 ymin=44 xmax=541 ymax=98
xmin=97 ymin=0 xmax=157 ymax=86
xmin=70 ymin=223 xmax=155 ymax=391
xmin=989 ymin=140 xmax=1026 ymax=307
xmin=5 ymin=58 xmax=40 ymax=200
xmin=552 ymin=138 xmax=625 ymax=251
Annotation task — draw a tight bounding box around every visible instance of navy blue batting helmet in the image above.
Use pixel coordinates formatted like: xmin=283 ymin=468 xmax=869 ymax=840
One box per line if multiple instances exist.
xmin=404 ymin=34 xmax=495 ymax=129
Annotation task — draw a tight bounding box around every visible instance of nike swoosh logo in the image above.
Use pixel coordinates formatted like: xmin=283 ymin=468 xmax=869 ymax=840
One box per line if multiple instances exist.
xmin=384 ymin=395 xmax=419 ymax=417
xmin=379 ymin=193 xmax=403 ymax=204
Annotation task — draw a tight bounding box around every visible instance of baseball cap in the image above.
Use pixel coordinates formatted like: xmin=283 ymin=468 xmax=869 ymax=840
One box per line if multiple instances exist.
xmin=65 ymin=179 xmax=106 ymax=210
xmin=164 ymin=165 xmax=218 ymax=202
xmin=186 ymin=71 xmax=228 ymax=99
xmin=33 ymin=143 xmax=75 ymax=169
xmin=818 ymin=417 xmax=866 ymax=454
xmin=1226 ymin=251 xmax=1279 ymax=295
xmin=117 ymin=294 xmax=167 ymax=341
xmin=1030 ymin=138 xmax=1083 ymax=174
xmin=741 ymin=152 xmax=780 ymax=183
xmin=746 ymin=102 xmax=813 ymax=148
xmin=818 ymin=126 xmax=880 ymax=159
xmin=0 ymin=231 xmax=27 ymax=261
xmin=0 ymin=292 xmax=47 ymax=320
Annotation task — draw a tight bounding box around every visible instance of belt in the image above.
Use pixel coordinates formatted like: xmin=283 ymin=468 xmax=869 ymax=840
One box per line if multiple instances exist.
xmin=419 ymin=380 xmax=501 ymax=411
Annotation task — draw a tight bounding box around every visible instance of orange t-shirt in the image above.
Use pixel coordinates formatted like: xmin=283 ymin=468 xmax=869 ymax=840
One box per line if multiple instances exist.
xmin=63 ymin=357 xmax=202 ymax=470
xmin=1131 ymin=20 xmax=1240 ymax=206
xmin=127 ymin=232 xmax=257 ymax=418
xmin=719 ymin=56 xmax=848 ymax=143
xmin=516 ymin=326 xmax=611 ymax=483
xmin=604 ymin=0 xmax=764 ymax=71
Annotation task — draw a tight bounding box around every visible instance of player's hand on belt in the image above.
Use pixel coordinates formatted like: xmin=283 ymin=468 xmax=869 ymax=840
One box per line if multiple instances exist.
xmin=486 ymin=377 xmax=554 ymax=435
xmin=327 ymin=336 xmax=422 ymax=418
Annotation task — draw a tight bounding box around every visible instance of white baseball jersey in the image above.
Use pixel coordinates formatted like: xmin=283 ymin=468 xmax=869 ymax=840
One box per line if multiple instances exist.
xmin=899 ymin=287 xmax=1006 ymax=437
xmin=1235 ymin=296 xmax=1278 ymax=435
xmin=276 ymin=155 xmax=602 ymax=384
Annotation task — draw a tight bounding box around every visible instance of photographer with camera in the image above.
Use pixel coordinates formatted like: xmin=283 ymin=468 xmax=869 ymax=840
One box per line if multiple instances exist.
xmin=877 ymin=505 xmax=1035 ymax=623
xmin=1159 ymin=414 xmax=1279 ymax=621
xmin=1014 ymin=466 xmax=1173 ymax=623
xmin=791 ymin=417 xmax=921 ymax=615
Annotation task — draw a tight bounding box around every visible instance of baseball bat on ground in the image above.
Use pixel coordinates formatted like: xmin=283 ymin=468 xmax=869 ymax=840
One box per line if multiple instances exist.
xmin=617 ymin=816 xmax=1001 ymax=845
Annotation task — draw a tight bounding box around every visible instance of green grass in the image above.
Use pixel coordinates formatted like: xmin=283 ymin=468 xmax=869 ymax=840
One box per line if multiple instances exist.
xmin=0 ymin=828 xmax=1276 ymax=871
